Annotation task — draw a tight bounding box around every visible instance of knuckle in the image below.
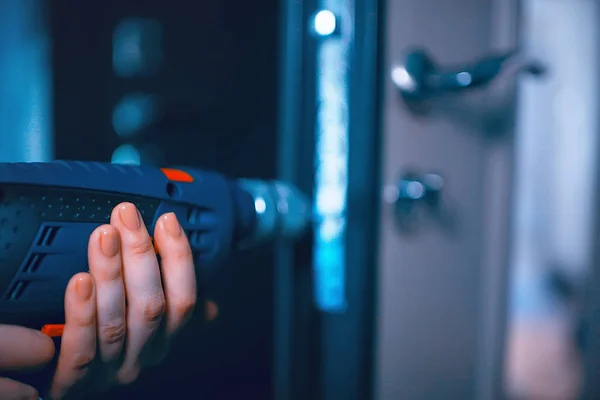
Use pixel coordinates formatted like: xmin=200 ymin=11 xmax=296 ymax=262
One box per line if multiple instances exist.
xmin=143 ymin=292 xmax=166 ymax=324
xmin=100 ymin=320 xmax=127 ymax=345
xmin=94 ymin=260 xmax=122 ymax=282
xmin=162 ymin=245 xmax=193 ymax=265
xmin=174 ymin=244 xmax=193 ymax=261
xmin=73 ymin=311 xmax=96 ymax=328
xmin=127 ymin=237 xmax=155 ymax=256
xmin=71 ymin=350 xmax=96 ymax=372
xmin=174 ymin=297 xmax=196 ymax=321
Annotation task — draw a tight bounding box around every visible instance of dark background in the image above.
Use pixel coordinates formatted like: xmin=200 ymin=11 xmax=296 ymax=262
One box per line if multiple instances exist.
xmin=50 ymin=0 xmax=279 ymax=398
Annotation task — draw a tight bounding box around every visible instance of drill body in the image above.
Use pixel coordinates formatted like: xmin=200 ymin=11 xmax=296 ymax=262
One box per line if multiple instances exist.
xmin=0 ymin=161 xmax=309 ymax=331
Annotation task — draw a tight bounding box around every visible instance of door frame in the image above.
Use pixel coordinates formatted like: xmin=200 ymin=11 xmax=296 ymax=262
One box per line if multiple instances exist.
xmin=274 ymin=0 xmax=382 ymax=398
xmin=276 ymin=0 xmax=521 ymax=398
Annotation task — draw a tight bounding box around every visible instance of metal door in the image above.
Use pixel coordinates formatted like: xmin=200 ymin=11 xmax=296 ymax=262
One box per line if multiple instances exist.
xmin=374 ymin=1 xmax=520 ymax=399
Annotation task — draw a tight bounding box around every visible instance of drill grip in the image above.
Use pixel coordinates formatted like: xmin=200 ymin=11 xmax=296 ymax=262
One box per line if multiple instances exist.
xmin=0 ymin=161 xmax=247 ymax=330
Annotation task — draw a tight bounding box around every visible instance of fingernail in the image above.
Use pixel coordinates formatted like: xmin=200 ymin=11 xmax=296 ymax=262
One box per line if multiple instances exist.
xmin=118 ymin=203 xmax=141 ymax=231
xmin=99 ymin=228 xmax=119 ymax=257
xmin=161 ymin=213 xmax=182 ymax=237
xmin=76 ymin=275 xmax=93 ymax=301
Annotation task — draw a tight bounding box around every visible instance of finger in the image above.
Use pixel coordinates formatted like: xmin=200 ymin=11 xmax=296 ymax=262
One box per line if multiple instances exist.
xmin=50 ymin=273 xmax=97 ymax=400
xmin=154 ymin=213 xmax=196 ymax=336
xmin=0 ymin=377 xmax=39 ymax=400
xmin=110 ymin=203 xmax=165 ymax=384
xmin=0 ymin=325 xmax=54 ymax=372
xmin=88 ymin=225 xmax=126 ymax=367
xmin=205 ymin=300 xmax=219 ymax=322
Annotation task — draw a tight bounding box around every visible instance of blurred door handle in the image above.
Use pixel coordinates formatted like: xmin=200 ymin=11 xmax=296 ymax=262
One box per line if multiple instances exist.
xmin=391 ymin=49 xmax=545 ymax=104
xmin=389 ymin=48 xmax=547 ymax=130
xmin=386 ymin=172 xmax=452 ymax=234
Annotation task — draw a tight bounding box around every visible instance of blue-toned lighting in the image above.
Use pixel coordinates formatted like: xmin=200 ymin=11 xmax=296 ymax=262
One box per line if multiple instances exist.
xmin=255 ymin=197 xmax=267 ymax=214
xmin=111 ymin=144 xmax=141 ymax=165
xmin=314 ymin=10 xmax=337 ymax=36
xmin=112 ymin=93 xmax=158 ymax=138
xmin=313 ymin=4 xmax=349 ymax=313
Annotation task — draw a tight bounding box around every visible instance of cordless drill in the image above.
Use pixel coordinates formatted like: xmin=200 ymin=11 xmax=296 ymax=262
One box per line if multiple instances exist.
xmin=0 ymin=160 xmax=311 ymax=332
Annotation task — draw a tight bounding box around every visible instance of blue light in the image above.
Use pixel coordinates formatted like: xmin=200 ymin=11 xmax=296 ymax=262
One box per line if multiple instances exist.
xmin=112 ymin=93 xmax=158 ymax=138
xmin=314 ymin=239 xmax=345 ymax=310
xmin=255 ymin=197 xmax=267 ymax=214
xmin=314 ymin=10 xmax=337 ymax=36
xmin=113 ymin=18 xmax=163 ymax=78
xmin=313 ymin=5 xmax=349 ymax=313
xmin=111 ymin=144 xmax=141 ymax=165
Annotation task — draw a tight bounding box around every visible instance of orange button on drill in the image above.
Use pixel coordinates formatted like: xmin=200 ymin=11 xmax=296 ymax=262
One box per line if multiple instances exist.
xmin=41 ymin=324 xmax=64 ymax=338
xmin=161 ymin=168 xmax=194 ymax=183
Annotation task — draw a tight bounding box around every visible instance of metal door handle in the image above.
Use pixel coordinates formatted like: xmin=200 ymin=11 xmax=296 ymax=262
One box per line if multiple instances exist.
xmin=391 ymin=49 xmax=545 ymax=101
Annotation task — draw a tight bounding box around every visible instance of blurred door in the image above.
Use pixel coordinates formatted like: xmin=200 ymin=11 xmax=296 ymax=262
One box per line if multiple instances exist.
xmin=374 ymin=0 xmax=519 ymax=399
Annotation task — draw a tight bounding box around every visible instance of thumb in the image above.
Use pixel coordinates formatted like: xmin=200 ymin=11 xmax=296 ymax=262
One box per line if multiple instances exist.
xmin=0 ymin=377 xmax=40 ymax=399
xmin=0 ymin=325 xmax=55 ymax=372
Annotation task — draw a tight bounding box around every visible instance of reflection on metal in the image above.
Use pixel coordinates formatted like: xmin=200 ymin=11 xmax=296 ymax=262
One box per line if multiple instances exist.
xmin=391 ymin=49 xmax=545 ymax=102
xmin=113 ymin=18 xmax=163 ymax=78
xmin=389 ymin=172 xmax=455 ymax=234
xmin=391 ymin=49 xmax=546 ymax=125
xmin=313 ymin=4 xmax=351 ymax=313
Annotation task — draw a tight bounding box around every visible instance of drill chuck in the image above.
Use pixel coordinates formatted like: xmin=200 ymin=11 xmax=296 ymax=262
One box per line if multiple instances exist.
xmin=236 ymin=179 xmax=311 ymax=246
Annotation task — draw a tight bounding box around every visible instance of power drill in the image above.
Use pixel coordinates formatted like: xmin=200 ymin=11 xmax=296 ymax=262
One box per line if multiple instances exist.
xmin=0 ymin=160 xmax=311 ymax=332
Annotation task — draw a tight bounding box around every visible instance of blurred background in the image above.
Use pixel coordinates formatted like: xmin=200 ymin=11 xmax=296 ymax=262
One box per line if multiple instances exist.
xmin=2 ymin=0 xmax=600 ymax=399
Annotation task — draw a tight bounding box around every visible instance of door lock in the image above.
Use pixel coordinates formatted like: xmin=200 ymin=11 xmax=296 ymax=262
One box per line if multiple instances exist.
xmin=385 ymin=172 xmax=454 ymax=234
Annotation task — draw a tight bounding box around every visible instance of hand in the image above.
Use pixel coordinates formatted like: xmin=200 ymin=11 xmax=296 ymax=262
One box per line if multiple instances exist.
xmin=0 ymin=325 xmax=55 ymax=399
xmin=49 ymin=202 xmax=211 ymax=398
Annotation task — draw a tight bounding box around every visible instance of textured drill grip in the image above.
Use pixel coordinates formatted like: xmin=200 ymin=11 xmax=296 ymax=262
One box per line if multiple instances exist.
xmin=0 ymin=161 xmax=237 ymax=330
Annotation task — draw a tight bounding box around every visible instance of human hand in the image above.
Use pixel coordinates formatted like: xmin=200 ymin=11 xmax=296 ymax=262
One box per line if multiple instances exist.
xmin=48 ymin=202 xmax=211 ymax=399
xmin=0 ymin=324 xmax=55 ymax=399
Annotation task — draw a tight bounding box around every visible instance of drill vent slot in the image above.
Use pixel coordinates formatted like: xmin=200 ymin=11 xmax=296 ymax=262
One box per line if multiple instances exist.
xmin=37 ymin=226 xmax=59 ymax=247
xmin=185 ymin=230 xmax=210 ymax=251
xmin=6 ymin=281 xmax=29 ymax=301
xmin=189 ymin=231 xmax=202 ymax=245
xmin=187 ymin=208 xmax=205 ymax=224
xmin=23 ymin=253 xmax=44 ymax=274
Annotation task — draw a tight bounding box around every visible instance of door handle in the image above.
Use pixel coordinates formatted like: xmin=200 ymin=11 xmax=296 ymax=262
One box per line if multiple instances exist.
xmin=389 ymin=49 xmax=547 ymax=131
xmin=391 ymin=48 xmax=545 ymax=101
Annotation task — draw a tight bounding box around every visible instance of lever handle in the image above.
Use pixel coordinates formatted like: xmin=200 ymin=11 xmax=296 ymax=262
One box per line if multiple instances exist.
xmin=391 ymin=48 xmax=546 ymax=101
